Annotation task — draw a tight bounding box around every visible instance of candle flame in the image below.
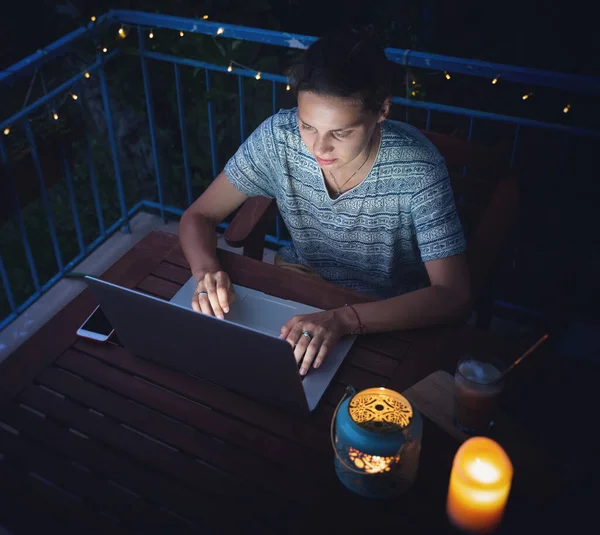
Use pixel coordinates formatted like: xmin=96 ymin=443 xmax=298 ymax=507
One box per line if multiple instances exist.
xmin=468 ymin=458 xmax=501 ymax=484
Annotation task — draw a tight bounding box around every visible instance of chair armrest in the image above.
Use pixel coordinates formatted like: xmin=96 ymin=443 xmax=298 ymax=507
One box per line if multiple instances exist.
xmin=224 ymin=196 xmax=278 ymax=260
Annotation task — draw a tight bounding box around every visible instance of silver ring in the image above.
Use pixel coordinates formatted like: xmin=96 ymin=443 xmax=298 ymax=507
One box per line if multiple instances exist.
xmin=302 ymin=331 xmax=312 ymax=341
xmin=197 ymin=291 xmax=208 ymax=297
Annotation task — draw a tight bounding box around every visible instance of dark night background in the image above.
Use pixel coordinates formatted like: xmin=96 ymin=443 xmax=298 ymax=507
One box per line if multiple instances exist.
xmin=1 ymin=1 xmax=598 ymax=75
xmin=1 ymin=0 xmax=599 ymax=330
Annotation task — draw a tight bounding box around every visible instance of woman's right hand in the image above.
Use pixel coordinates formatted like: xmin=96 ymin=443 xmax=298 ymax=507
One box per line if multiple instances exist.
xmin=191 ymin=270 xmax=236 ymax=319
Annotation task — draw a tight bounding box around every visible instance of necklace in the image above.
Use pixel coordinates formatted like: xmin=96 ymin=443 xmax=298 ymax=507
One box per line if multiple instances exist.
xmin=329 ymin=132 xmax=375 ymax=199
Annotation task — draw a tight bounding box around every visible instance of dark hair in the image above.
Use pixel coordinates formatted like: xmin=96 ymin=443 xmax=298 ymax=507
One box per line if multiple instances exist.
xmin=288 ymin=28 xmax=392 ymax=114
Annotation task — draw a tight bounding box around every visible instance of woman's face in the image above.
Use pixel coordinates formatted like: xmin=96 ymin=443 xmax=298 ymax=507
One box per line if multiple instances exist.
xmin=297 ymin=91 xmax=388 ymax=170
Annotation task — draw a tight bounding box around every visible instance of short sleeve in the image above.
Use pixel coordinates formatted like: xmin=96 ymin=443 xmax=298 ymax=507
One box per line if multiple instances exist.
xmin=223 ymin=115 xmax=281 ymax=199
xmin=411 ymin=162 xmax=466 ymax=262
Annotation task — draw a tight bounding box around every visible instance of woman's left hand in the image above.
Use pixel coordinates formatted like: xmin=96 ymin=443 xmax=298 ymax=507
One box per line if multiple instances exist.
xmin=279 ymin=309 xmax=350 ymax=375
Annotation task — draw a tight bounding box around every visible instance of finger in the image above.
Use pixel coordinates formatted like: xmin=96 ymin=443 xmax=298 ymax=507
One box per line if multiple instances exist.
xmin=280 ymin=315 xmax=302 ymax=339
xmin=215 ymin=273 xmax=232 ymax=313
xmin=283 ymin=321 xmax=304 ymax=350
xmin=197 ymin=292 xmax=215 ymax=316
xmin=191 ymin=295 xmax=201 ymax=313
xmin=205 ymin=275 xmax=225 ymax=319
xmin=292 ymin=332 xmax=313 ymax=367
xmin=312 ymin=341 xmax=331 ymax=370
xmin=299 ymin=338 xmax=322 ymax=376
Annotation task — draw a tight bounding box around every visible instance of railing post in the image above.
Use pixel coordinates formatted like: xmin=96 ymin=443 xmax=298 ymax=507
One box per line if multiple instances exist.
xmin=174 ymin=64 xmax=193 ymax=206
xmin=23 ymin=121 xmax=64 ymax=273
xmin=0 ymin=137 xmax=40 ymax=292
xmin=205 ymin=69 xmax=218 ymax=179
xmin=75 ymin=82 xmax=106 ymax=237
xmin=238 ymin=75 xmax=246 ymax=142
xmin=0 ymin=254 xmax=16 ymax=315
xmin=97 ymin=52 xmax=130 ymax=232
xmin=138 ymin=26 xmax=166 ymax=222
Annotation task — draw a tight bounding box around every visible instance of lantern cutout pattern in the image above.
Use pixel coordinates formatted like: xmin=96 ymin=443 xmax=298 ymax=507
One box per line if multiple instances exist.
xmin=332 ymin=386 xmax=423 ymax=498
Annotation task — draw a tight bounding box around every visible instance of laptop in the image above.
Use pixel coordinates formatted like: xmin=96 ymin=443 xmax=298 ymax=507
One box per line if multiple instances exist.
xmin=83 ymin=275 xmax=356 ymax=415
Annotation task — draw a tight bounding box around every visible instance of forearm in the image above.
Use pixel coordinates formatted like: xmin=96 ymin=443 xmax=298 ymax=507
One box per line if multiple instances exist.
xmin=178 ymin=212 xmax=222 ymax=281
xmin=340 ymin=284 xmax=471 ymax=334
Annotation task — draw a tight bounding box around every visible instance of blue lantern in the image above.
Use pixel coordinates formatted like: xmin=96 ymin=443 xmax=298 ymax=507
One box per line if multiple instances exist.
xmin=332 ymin=386 xmax=423 ymax=498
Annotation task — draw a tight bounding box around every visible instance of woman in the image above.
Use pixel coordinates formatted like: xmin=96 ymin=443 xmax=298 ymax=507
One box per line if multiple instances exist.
xmin=179 ymin=29 xmax=471 ymax=375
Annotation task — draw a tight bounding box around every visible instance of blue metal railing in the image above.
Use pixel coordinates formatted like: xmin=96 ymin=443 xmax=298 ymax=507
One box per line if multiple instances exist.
xmin=1 ymin=9 xmax=600 ymax=334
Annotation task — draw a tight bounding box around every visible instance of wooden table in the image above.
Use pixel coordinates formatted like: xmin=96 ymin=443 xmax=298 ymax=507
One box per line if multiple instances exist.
xmin=0 ymin=231 xmax=578 ymax=534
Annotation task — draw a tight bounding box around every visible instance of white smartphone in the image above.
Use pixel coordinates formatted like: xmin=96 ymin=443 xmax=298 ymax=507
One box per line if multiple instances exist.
xmin=76 ymin=305 xmax=115 ymax=342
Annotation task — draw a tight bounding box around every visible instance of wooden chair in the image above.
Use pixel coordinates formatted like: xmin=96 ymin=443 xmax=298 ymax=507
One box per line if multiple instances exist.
xmin=224 ymin=130 xmax=519 ymax=328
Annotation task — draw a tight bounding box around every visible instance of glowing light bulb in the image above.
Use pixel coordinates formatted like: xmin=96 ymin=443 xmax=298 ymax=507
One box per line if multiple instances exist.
xmin=492 ymin=77 xmax=499 ymax=84
xmin=217 ymin=27 xmax=224 ymax=35
xmin=563 ymin=104 xmax=571 ymax=113
xmin=255 ymin=72 xmax=261 ymax=80
xmin=84 ymin=72 xmax=90 ymax=79
xmin=411 ymin=90 xmax=417 ymax=96
xmin=286 ymin=84 xmax=290 ymax=91
xmin=522 ymin=92 xmax=533 ymax=100
xmin=227 ymin=63 xmax=232 ymax=72
xmin=90 ymin=16 xmax=96 ymax=22
xmin=118 ymin=27 xmax=126 ymax=38
xmin=180 ymin=31 xmax=184 ymax=37
xmin=203 ymin=15 xmax=208 ymax=20
xmin=102 ymin=47 xmax=108 ymax=53
xmin=71 ymin=94 xmax=78 ymax=100
xmin=445 ymin=72 xmax=451 ymax=80
xmin=3 ymin=128 xmax=10 ymax=136
xmin=53 ymin=112 xmax=59 ymax=120
xmin=412 ymin=80 xmax=416 ymax=85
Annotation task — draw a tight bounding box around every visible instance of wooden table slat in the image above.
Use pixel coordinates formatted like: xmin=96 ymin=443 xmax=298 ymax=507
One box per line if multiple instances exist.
xmin=73 ymin=339 xmax=332 ymax=453
xmin=58 ymin=348 xmax=332 ymax=477
xmin=0 ymin=403 xmax=266 ymax=532
xmin=151 ymin=260 xmax=192 ymax=285
xmin=18 ymin=384 xmax=261 ymax=500
xmin=136 ymin=273 xmax=182 ymax=299
xmin=0 ymin=426 xmax=193 ymax=534
xmin=0 ymin=459 xmax=128 ymax=535
xmin=40 ymin=362 xmax=335 ymax=502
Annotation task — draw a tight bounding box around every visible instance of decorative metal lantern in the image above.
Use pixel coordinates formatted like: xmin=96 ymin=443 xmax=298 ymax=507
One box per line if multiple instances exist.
xmin=332 ymin=386 xmax=423 ymax=498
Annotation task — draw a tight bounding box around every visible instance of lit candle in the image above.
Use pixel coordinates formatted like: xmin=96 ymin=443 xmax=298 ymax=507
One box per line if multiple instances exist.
xmin=447 ymin=437 xmax=513 ymax=534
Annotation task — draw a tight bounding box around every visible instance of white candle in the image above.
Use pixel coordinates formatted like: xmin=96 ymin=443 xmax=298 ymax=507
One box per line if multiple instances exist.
xmin=447 ymin=437 xmax=513 ymax=533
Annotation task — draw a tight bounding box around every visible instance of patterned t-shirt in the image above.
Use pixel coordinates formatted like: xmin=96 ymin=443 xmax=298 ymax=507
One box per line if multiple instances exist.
xmin=224 ymin=108 xmax=466 ymax=299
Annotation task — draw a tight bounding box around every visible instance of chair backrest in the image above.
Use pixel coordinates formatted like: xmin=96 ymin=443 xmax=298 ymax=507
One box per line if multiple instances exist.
xmin=421 ymin=129 xmax=513 ymax=238
xmin=421 ymin=130 xmax=519 ymax=299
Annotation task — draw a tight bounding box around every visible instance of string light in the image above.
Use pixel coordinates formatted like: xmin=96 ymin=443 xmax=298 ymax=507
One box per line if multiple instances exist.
xmin=71 ymin=93 xmax=78 ymax=100
xmin=522 ymin=92 xmax=533 ymax=100
xmin=286 ymin=84 xmax=291 ymax=91
xmin=118 ymin=27 xmax=126 ymax=38
xmin=179 ymin=31 xmax=184 ymax=37
xmin=492 ymin=77 xmax=499 ymax=84
xmin=217 ymin=27 xmax=224 ymax=35
xmin=102 ymin=47 xmax=108 ymax=53
xmin=53 ymin=112 xmax=59 ymax=120
xmin=149 ymin=30 xmax=154 ymax=39
xmin=563 ymin=104 xmax=571 ymax=114
xmin=84 ymin=72 xmax=90 ymax=79
xmin=255 ymin=72 xmax=261 ymax=80
xmin=203 ymin=15 xmax=209 ymax=19
xmin=412 ymin=80 xmax=416 ymax=85
xmin=3 ymin=128 xmax=10 ymax=136
xmin=227 ymin=63 xmax=233 ymax=72
xmin=90 ymin=16 xmax=96 ymax=22
xmin=411 ymin=90 xmax=417 ymax=97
